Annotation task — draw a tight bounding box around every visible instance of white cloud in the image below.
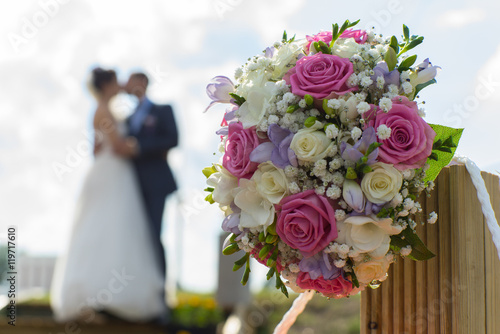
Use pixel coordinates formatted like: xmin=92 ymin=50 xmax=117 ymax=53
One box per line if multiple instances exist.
xmin=437 ymin=7 xmax=486 ymax=28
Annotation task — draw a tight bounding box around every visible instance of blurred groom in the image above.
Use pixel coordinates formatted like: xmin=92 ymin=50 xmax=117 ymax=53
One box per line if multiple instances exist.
xmin=123 ymin=72 xmax=178 ymax=314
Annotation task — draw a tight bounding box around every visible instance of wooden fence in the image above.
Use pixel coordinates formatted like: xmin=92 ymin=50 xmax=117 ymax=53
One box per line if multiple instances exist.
xmin=361 ymin=165 xmax=500 ymax=334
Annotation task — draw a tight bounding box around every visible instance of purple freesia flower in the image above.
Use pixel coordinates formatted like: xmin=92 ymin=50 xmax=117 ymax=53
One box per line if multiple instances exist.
xmin=371 ymin=61 xmax=400 ymax=88
xmin=342 ymin=180 xmax=366 ymax=213
xmin=249 ymin=124 xmax=298 ymax=168
xmin=222 ymin=213 xmax=241 ymax=235
xmin=340 ymin=127 xmax=378 ymax=164
xmin=204 ymin=76 xmax=235 ymax=112
xmin=265 ymin=46 xmax=275 ymax=58
xmin=413 ymin=58 xmax=441 ymax=85
xmin=299 ymin=252 xmax=341 ymax=280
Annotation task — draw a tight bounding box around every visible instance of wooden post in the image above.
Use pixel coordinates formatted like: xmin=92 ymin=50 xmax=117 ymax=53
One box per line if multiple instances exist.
xmin=361 ymin=165 xmax=500 ymax=334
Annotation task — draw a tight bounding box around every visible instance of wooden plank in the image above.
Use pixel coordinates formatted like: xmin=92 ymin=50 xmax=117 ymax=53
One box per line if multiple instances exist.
xmin=381 ymin=263 xmax=393 ymax=334
xmin=437 ymin=167 xmax=453 ymax=333
xmin=370 ymin=284 xmax=381 ymax=334
xmin=415 ymin=191 xmax=428 ymax=333
xmin=450 ymin=165 xmax=486 ymax=334
xmin=393 ymin=256 xmax=405 ymax=333
xmin=426 ymin=175 xmax=440 ymax=334
xmin=403 ymin=257 xmax=416 ymax=334
xmin=482 ymin=172 xmax=500 ymax=334
xmin=361 ymin=288 xmax=371 ymax=334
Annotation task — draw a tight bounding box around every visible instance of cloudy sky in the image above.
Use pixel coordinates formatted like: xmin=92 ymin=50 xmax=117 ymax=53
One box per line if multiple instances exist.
xmin=1 ymin=0 xmax=499 ymax=292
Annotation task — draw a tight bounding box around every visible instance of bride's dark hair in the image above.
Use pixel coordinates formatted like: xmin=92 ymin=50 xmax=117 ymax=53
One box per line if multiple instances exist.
xmin=90 ymin=67 xmax=116 ymax=93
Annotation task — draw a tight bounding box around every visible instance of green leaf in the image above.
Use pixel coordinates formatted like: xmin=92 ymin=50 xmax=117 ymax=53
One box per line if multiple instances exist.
xmin=202 ymin=165 xmax=217 ymax=178
xmin=390 ymin=36 xmax=399 ymax=54
xmin=241 ymin=260 xmax=251 ymax=286
xmin=232 ymin=253 xmax=249 ymax=272
xmin=407 ymin=36 xmax=424 ymax=50
xmin=366 ymin=142 xmax=383 ymax=156
xmin=414 ymin=79 xmax=437 ymax=98
xmin=204 ymin=193 xmax=214 ymax=204
xmin=266 ymin=267 xmax=275 ymax=280
xmin=314 ymin=41 xmax=331 ymax=54
xmin=229 ymin=93 xmax=246 ymax=106
xmin=384 ymin=47 xmax=398 ymax=72
xmin=424 ymin=124 xmax=464 ymax=182
xmin=398 ymin=54 xmax=417 ymax=72
xmin=390 ymin=227 xmax=435 ymax=261
xmin=258 ymin=244 xmax=272 ymax=260
xmin=403 ymin=24 xmax=410 ymax=41
xmin=223 ymin=243 xmax=240 ymax=256
xmin=282 ymin=30 xmax=287 ymax=43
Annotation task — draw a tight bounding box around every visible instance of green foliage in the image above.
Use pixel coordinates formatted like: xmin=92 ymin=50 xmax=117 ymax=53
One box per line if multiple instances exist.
xmin=384 ymin=46 xmax=398 ymax=71
xmin=414 ymin=78 xmax=437 ymax=98
xmin=229 ymin=93 xmax=246 ymax=106
xmin=391 ymin=227 xmax=435 ymax=261
xmin=425 ymin=124 xmax=464 ymax=182
xmin=330 ymin=19 xmax=360 ymax=47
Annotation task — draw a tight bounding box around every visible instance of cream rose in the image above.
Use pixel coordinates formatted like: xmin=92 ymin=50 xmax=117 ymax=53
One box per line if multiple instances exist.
xmin=290 ymin=128 xmax=334 ymax=163
xmin=271 ymin=42 xmax=303 ymax=80
xmin=233 ymin=178 xmax=275 ymax=230
xmin=361 ymin=162 xmax=403 ymax=204
xmin=344 ymin=214 xmax=402 ymax=259
xmin=252 ymin=162 xmax=289 ymax=204
xmin=331 ymin=38 xmax=360 ymax=59
xmin=354 ymin=257 xmax=390 ymax=285
xmin=206 ymin=166 xmax=238 ymax=206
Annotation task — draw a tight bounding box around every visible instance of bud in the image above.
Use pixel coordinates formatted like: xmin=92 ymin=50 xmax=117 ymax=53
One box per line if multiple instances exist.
xmin=342 ymin=180 xmax=366 ymax=213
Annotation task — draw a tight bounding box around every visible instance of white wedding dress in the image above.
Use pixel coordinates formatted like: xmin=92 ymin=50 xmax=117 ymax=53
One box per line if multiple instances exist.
xmin=51 ymin=122 xmax=167 ymax=322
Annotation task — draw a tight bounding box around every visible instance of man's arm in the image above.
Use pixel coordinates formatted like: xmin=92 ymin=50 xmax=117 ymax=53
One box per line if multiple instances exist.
xmin=135 ymin=105 xmax=178 ymax=158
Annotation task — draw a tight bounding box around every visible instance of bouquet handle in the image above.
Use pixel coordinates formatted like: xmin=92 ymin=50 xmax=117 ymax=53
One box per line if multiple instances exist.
xmin=273 ymin=290 xmax=315 ymax=334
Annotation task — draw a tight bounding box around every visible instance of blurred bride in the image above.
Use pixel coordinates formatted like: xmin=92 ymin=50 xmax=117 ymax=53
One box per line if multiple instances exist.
xmin=50 ymin=67 xmax=167 ymax=323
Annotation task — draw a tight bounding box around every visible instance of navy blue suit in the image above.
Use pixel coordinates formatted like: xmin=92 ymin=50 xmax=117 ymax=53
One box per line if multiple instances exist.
xmin=127 ymin=100 xmax=178 ymax=282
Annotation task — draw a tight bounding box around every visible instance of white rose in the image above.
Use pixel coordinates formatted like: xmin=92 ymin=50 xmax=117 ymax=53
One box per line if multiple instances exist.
xmin=290 ymin=128 xmax=334 ymax=163
xmin=237 ymin=81 xmax=276 ymax=128
xmin=271 ymin=42 xmax=303 ymax=80
xmin=361 ymin=162 xmax=403 ymax=204
xmin=233 ymin=178 xmax=275 ymax=230
xmin=252 ymin=162 xmax=289 ymax=204
xmin=331 ymin=38 xmax=360 ymax=59
xmin=235 ymin=68 xmax=271 ymax=97
xmin=344 ymin=214 xmax=402 ymax=259
xmin=354 ymin=257 xmax=390 ymax=284
xmin=206 ymin=166 xmax=238 ymax=207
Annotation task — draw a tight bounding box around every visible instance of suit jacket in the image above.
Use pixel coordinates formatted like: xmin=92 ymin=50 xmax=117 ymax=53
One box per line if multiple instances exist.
xmin=127 ymin=102 xmax=178 ymax=198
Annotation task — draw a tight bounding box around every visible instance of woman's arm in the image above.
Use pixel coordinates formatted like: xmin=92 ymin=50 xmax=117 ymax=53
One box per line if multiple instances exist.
xmin=93 ymin=106 xmax=128 ymax=154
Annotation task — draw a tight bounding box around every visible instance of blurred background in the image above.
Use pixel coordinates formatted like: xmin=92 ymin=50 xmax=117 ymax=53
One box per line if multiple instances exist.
xmin=0 ymin=0 xmax=499 ymax=332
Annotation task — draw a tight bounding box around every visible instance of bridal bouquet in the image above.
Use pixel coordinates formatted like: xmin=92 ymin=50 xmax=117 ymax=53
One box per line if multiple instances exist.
xmin=203 ymin=20 xmax=462 ymax=298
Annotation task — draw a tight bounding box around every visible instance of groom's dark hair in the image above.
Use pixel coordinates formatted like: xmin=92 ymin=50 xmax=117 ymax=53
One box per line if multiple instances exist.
xmin=130 ymin=72 xmax=149 ymax=88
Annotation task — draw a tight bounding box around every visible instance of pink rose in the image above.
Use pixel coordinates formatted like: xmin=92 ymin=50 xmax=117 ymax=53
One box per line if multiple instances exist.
xmin=305 ymin=31 xmax=332 ymax=53
xmin=296 ymin=272 xmax=353 ymax=298
xmin=222 ymin=122 xmax=261 ymax=179
xmin=366 ymin=96 xmax=436 ymax=170
xmin=276 ymin=190 xmax=338 ymax=257
xmin=284 ymin=53 xmax=357 ymax=100
xmin=340 ymin=29 xmax=368 ymax=44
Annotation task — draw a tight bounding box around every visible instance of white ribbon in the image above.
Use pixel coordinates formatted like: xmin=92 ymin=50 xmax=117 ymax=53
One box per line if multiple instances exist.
xmin=453 ymin=156 xmax=500 ymax=260
xmin=273 ymin=290 xmax=315 ymax=334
